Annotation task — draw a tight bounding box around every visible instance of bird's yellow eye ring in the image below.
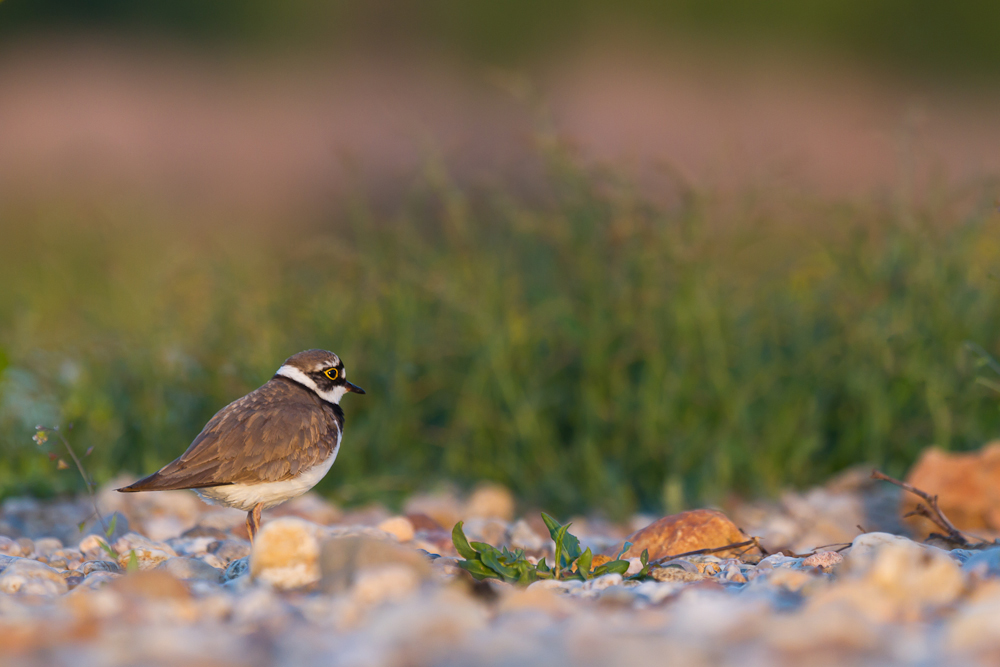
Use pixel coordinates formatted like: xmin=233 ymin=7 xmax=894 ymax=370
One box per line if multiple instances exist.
xmin=324 ymin=368 xmax=339 ymax=381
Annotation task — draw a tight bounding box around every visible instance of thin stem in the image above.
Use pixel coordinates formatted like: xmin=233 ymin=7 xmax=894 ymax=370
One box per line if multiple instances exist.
xmin=649 ymin=537 xmax=761 ymax=567
xmin=46 ymin=426 xmax=109 ymax=537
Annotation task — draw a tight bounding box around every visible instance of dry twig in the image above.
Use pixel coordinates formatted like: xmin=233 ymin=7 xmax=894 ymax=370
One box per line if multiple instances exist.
xmin=649 ymin=536 xmax=763 ymax=567
xmin=870 ymin=469 xmax=983 ymax=547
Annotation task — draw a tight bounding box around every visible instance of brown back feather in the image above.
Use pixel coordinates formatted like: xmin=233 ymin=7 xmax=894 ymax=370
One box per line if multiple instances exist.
xmin=119 ymin=378 xmax=341 ymax=492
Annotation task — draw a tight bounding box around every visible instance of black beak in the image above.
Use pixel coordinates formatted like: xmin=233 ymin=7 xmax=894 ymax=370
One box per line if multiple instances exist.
xmin=345 ymin=381 xmax=366 ymax=395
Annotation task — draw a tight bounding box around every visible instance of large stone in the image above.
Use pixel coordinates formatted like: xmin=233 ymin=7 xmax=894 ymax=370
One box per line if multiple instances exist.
xmin=250 ymin=517 xmax=322 ymax=590
xmin=609 ymin=509 xmax=757 ymax=562
xmin=319 ymin=535 xmax=431 ymax=595
xmin=811 ymin=532 xmax=966 ymax=622
xmin=846 ymin=532 xmax=949 ymax=568
xmin=0 ymin=557 xmax=69 ymax=595
xmin=904 ymin=442 xmax=1000 ymax=537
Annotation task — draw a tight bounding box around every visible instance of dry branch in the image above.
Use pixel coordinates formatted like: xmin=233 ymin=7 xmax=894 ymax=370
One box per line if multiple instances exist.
xmin=870 ymin=469 xmax=983 ymax=547
xmin=649 ymin=536 xmax=762 ymax=567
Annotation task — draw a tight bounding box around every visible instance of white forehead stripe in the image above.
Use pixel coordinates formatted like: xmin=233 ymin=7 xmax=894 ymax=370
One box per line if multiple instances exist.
xmin=276 ymin=364 xmax=347 ymax=404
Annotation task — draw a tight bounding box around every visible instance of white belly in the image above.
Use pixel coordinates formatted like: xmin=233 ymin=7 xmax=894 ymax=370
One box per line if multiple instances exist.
xmin=194 ymin=445 xmax=339 ymax=512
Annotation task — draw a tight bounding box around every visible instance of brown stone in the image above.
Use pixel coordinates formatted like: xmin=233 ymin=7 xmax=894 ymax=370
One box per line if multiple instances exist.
xmin=904 ymin=442 xmax=1000 ymax=537
xmin=608 ymin=509 xmax=757 ymax=562
xmin=406 ymin=513 xmax=446 ymax=532
xmin=466 ymin=483 xmax=516 ymax=521
xmin=110 ymin=570 xmax=190 ymax=600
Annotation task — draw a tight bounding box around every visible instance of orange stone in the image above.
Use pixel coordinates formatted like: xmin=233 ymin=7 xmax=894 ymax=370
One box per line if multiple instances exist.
xmin=608 ymin=509 xmax=756 ymax=561
xmin=903 ymin=442 xmax=1000 ymax=537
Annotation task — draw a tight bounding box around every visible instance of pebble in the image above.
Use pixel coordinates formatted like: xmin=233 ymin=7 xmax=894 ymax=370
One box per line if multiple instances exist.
xmin=156 ymin=557 xmax=223 ymax=583
xmin=3 ymin=474 xmax=1000 ymax=665
xmin=845 ymin=532 xmax=949 ymax=567
xmin=404 ymin=492 xmax=464 ymax=531
xmin=117 ymin=545 xmax=176 ymax=571
xmin=962 ymin=547 xmax=1000 ymax=577
xmin=33 ymin=536 xmax=63 ymax=557
xmin=352 ymin=565 xmax=423 ymax=605
xmin=802 ymin=550 xmax=845 ymax=571
xmin=0 ymin=557 xmax=69 ymax=595
xmin=651 ymin=565 xmax=709 ymax=583
xmin=73 ymin=571 xmax=122 ymax=591
xmin=250 ymin=517 xmax=322 ymax=590
xmin=0 ymin=535 xmax=23 ymax=557
xmin=209 ymin=539 xmax=251 ymax=565
xmin=81 ymin=560 xmax=123 ymax=575
xmin=377 ymin=516 xmax=415 ymax=543
xmin=465 ymin=484 xmax=516 ymax=521
xmin=222 ymin=556 xmax=250 ymax=583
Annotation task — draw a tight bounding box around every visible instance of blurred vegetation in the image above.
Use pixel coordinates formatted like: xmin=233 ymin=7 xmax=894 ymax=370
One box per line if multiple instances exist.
xmin=1 ymin=157 xmax=999 ymax=517
xmin=1 ymin=0 xmax=999 ymax=80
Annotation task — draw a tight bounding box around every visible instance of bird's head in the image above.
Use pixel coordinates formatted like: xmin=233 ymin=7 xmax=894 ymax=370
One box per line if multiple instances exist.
xmin=276 ymin=349 xmax=365 ymax=404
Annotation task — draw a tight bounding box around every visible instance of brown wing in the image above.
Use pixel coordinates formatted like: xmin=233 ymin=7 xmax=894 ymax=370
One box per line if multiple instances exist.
xmin=119 ymin=378 xmax=340 ymax=491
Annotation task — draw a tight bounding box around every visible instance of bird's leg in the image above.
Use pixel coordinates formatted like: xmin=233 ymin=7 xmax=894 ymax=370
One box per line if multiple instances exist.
xmin=247 ymin=503 xmax=263 ymax=545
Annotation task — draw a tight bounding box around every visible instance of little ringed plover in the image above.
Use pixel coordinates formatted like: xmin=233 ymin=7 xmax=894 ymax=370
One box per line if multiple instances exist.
xmin=118 ymin=349 xmax=364 ymax=542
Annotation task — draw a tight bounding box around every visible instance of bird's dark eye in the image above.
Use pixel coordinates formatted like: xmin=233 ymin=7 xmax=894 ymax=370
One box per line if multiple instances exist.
xmin=324 ymin=368 xmax=339 ymax=381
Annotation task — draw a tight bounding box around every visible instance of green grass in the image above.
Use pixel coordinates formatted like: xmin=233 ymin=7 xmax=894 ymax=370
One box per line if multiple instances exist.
xmin=4 ymin=0 xmax=1000 ymax=81
xmin=1 ymin=163 xmax=999 ymax=517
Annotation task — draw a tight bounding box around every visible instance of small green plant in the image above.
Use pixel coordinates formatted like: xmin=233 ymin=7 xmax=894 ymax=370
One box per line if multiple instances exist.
xmin=452 ymin=512 xmax=649 ymax=586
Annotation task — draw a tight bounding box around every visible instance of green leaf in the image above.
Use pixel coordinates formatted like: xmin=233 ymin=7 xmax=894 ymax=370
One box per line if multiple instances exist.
xmin=480 ymin=547 xmax=519 ymax=580
xmin=458 ymin=559 xmax=496 ymax=581
xmin=105 ymin=514 xmax=118 ymax=540
xmin=127 ymin=550 xmax=139 ymax=573
xmin=77 ymin=520 xmax=86 ymax=533
xmin=536 ymin=558 xmax=550 ymax=573
xmin=553 ymin=523 xmax=568 ymax=575
xmin=541 ymin=512 xmax=562 ymax=538
xmin=615 ymin=541 xmax=633 ymax=560
xmin=593 ymin=559 xmax=630 ymax=577
xmin=577 ymin=547 xmax=593 ymax=579
xmin=452 ymin=522 xmax=479 ymax=560
xmin=470 ymin=541 xmax=494 ymax=553
xmin=97 ymin=537 xmax=118 ymax=559
xmin=516 ymin=562 xmax=537 ymax=586
xmin=626 ymin=550 xmax=652 ymax=580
